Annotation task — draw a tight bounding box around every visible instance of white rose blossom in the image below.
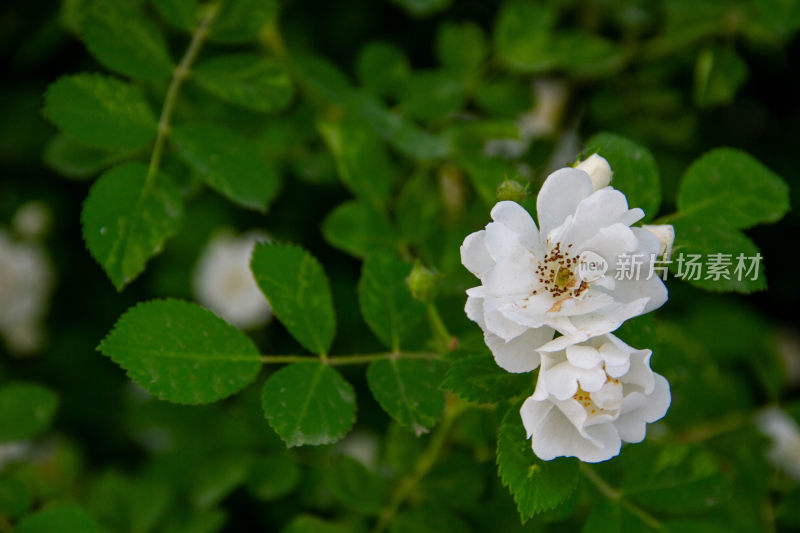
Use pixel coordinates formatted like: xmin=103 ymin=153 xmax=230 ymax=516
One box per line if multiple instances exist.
xmin=0 ymin=227 xmax=55 ymax=355
xmin=193 ymin=230 xmax=273 ymax=330
xmin=520 ymin=333 xmax=670 ymax=462
xmin=461 ymin=157 xmax=672 ymax=372
xmin=756 ymin=407 xmax=800 ymax=481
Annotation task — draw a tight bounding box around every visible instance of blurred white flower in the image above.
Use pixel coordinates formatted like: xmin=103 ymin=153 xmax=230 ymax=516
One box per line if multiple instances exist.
xmin=461 ymin=159 xmax=668 ymax=372
xmin=0 ymin=225 xmax=55 ymax=355
xmin=335 ymin=430 xmax=379 ymax=470
xmin=756 ymin=407 xmax=800 ymax=481
xmin=12 ymin=201 xmax=51 ymax=240
xmin=518 ymin=79 xmax=568 ymax=140
xmin=521 ymin=333 xmax=670 ymax=463
xmin=193 ymin=230 xmax=272 ymax=330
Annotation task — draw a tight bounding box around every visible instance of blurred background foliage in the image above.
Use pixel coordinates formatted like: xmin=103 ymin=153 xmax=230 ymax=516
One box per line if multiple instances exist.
xmin=0 ymin=0 xmax=799 ymax=531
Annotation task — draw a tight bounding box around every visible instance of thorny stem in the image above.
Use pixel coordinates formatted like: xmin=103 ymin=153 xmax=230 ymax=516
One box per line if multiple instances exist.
xmin=145 ymin=4 xmax=219 ymax=188
xmin=371 ymin=395 xmax=466 ymax=533
xmin=580 ymin=463 xmax=662 ymax=530
xmin=258 ymin=352 xmax=437 ymax=366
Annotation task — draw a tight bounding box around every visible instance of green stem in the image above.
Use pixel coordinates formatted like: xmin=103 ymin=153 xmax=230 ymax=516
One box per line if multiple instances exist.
xmin=372 ymin=396 xmax=465 ymax=533
xmin=146 ymin=3 xmax=219 ymax=187
xmin=259 ymin=352 xmax=437 ymax=366
xmin=580 ymin=463 xmax=662 ymax=530
xmin=426 ymin=303 xmax=457 ymax=352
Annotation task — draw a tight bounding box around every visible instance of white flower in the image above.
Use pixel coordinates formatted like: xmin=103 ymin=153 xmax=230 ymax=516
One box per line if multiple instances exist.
xmin=193 ymin=230 xmax=273 ymax=330
xmin=520 ymin=333 xmax=670 ymax=462
xmin=0 ymin=228 xmax=55 ymax=355
xmin=461 ymin=160 xmax=668 ymax=372
xmin=756 ymin=407 xmax=800 ymax=481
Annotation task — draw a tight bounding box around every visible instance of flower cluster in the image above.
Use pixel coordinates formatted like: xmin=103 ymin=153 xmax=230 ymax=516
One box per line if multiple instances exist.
xmin=461 ymin=154 xmax=673 ymax=462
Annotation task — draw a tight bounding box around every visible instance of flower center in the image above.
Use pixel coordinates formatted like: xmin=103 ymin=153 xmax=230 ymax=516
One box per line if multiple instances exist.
xmin=532 ymin=242 xmax=589 ymax=299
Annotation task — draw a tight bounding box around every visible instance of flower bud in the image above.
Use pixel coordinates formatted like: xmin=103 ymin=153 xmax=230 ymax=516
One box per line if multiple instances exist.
xmin=496 ymin=179 xmax=528 ymax=203
xmin=642 ymin=224 xmax=675 ymax=257
xmin=406 ymin=260 xmax=437 ymax=303
xmin=575 ymin=153 xmax=612 ymax=190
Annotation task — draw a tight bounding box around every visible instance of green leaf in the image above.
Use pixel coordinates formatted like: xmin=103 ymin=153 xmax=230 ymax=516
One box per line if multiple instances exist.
xmin=390 ymin=0 xmax=450 ymax=17
xmin=582 ymin=500 xmax=657 ymax=533
xmin=171 ymin=121 xmax=280 ymax=212
xmin=87 ymin=472 xmax=172 ymax=533
xmin=399 ymin=70 xmax=465 ymax=122
xmin=0 ymin=382 xmax=58 ymax=442
xmin=82 ymin=162 xmax=183 ymax=290
xmin=190 ymin=455 xmax=250 ymax=508
xmin=436 ymin=21 xmax=487 ymax=76
xmin=98 ymin=300 xmax=261 ymax=404
xmin=496 ymin=405 xmax=579 ymax=522
xmin=326 ymin=455 xmax=387 ymax=515
xmin=417 ymin=452 xmax=485 ymax=508
xmin=494 ymin=1 xmax=557 ymax=72
xmin=385 ymin=422 xmax=423 ymax=476
xmin=43 ymin=74 xmax=157 ymax=150
xmin=583 ymin=132 xmax=661 ymax=221
xmin=551 ymin=32 xmax=623 ymax=77
xmin=619 ymin=444 xmax=731 ymax=514
xmin=441 ymin=353 xmax=533 ymax=404
xmin=356 ymin=42 xmax=410 ymax=98
xmin=694 ymin=47 xmax=748 ymax=108
xmin=349 ymin=92 xmax=451 ymax=160
xmin=209 ymin=0 xmax=278 ymax=43
xmin=322 ymin=200 xmax=396 ymax=259
xmin=282 ymin=515 xmax=352 ymax=533
xmin=192 ymin=54 xmax=293 ymax=113
xmin=389 ymin=507 xmax=471 ymax=533
xmin=261 ymin=362 xmax=356 ymax=447
xmin=246 ymin=454 xmax=301 ymax=501
xmin=151 ymin=0 xmax=198 ymax=30
xmin=161 ymin=509 xmax=226 ymax=533
xmin=475 ymin=78 xmax=533 ymax=117
xmin=318 ymin=116 xmax=392 ymax=207
xmin=366 ymin=358 xmax=446 ymax=434
xmin=358 ymin=254 xmax=426 ymax=350
xmin=671 ymin=215 xmax=766 ymax=292
xmin=0 ymin=476 xmax=31 ymax=518
xmin=251 ymin=243 xmax=336 ymax=355
xmin=677 ymin=148 xmax=789 ymax=229
xmin=16 ymin=504 xmax=99 ymax=533
xmin=43 ymin=134 xmax=133 ymax=180
xmin=82 ymin=4 xmax=174 ymax=81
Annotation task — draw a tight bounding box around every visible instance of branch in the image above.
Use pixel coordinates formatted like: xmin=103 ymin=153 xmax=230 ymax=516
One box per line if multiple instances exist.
xmin=259 ymin=352 xmax=438 ymax=366
xmin=371 ymin=395 xmax=465 ymax=533
xmin=145 ymin=4 xmax=219 ymax=187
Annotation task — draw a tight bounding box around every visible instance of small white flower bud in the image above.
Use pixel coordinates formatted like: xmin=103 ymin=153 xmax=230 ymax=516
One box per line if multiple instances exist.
xmin=642 ymin=224 xmax=675 ymax=257
xmin=12 ymin=201 xmax=51 ymax=240
xmin=575 ymin=153 xmax=613 ymax=190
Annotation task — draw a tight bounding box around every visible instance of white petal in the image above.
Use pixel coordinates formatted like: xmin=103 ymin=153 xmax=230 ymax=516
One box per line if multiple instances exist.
xmin=491 ymin=201 xmax=545 ymax=258
xmin=485 ymin=327 xmax=553 ymax=373
xmin=531 ymin=402 xmax=620 ymax=462
xmin=575 ymin=153 xmax=612 ymax=190
xmin=623 ymin=351 xmax=656 ymax=394
xmin=565 ymin=189 xmax=640 ymax=247
xmin=611 ymin=277 xmax=668 ymax=313
xmin=461 ymin=230 xmax=494 ymax=278
xmin=521 ymin=396 xmax=554 ymax=438
xmin=536 ymin=167 xmax=593 ymax=238
xmin=464 ymin=296 xmax=486 ymax=329
xmin=566 ymin=344 xmax=602 ymax=369
xmin=642 ymin=373 xmax=671 ymax=423
xmin=483 ymin=297 xmax=530 ymax=341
